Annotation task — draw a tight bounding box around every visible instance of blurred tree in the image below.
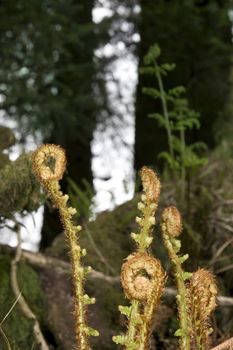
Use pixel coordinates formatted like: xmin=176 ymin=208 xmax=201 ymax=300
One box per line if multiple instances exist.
xmin=0 ymin=0 xmax=97 ymax=247
xmin=135 ymin=0 xmax=233 ymax=171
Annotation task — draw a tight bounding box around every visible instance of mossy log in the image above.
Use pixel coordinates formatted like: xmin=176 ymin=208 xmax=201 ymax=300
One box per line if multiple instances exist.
xmin=0 ymin=244 xmax=125 ymax=350
xmin=0 ymin=153 xmax=42 ymax=219
xmin=0 ymin=246 xmax=232 ymax=350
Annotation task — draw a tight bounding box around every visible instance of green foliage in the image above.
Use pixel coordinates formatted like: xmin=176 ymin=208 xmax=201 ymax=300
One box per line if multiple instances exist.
xmin=135 ymin=0 xmax=232 ymax=173
xmin=141 ymin=44 xmax=208 ymax=202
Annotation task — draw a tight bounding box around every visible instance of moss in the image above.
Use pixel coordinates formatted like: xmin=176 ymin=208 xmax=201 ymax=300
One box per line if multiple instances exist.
xmin=88 ymin=278 xmax=123 ymax=327
xmin=0 ymin=153 xmax=42 ymax=218
xmin=0 ymin=126 xmax=16 ymax=151
xmin=0 ymin=254 xmax=47 ymax=350
xmin=17 ymin=261 xmax=47 ymax=321
xmin=0 ymin=153 xmax=10 ymax=169
xmin=86 ymin=278 xmax=124 ymax=350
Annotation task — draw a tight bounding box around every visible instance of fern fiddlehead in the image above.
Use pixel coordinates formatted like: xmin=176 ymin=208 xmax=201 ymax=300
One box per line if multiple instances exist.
xmin=32 ymin=144 xmax=98 ymax=350
xmin=113 ymin=167 xmax=166 ymax=350
xmin=188 ymin=269 xmax=217 ymax=350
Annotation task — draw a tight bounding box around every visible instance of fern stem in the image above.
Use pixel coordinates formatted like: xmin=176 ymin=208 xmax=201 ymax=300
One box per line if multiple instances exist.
xmin=46 ymin=181 xmax=90 ymax=350
xmin=126 ymin=300 xmax=140 ymax=349
xmin=114 ymin=168 xmax=165 ymax=350
xmin=155 ymin=62 xmax=174 ymax=160
xmin=32 ymin=144 xmax=99 ymax=350
xmin=180 ymin=128 xmax=186 ymax=204
xmin=163 ymin=235 xmax=190 ymax=350
xmin=161 ymin=207 xmax=190 ymax=350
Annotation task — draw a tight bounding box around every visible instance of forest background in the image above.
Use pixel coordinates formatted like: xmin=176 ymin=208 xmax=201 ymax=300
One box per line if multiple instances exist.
xmin=0 ymin=1 xmax=233 ymax=349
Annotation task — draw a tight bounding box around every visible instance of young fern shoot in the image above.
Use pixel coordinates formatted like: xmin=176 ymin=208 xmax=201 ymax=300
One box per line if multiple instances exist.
xmin=113 ymin=167 xmax=166 ymax=350
xmin=32 ymin=144 xmax=98 ymax=350
xmin=161 ymin=207 xmax=192 ymax=350
xmin=187 ymin=269 xmax=218 ymax=350
xmin=161 ymin=208 xmax=218 ymax=350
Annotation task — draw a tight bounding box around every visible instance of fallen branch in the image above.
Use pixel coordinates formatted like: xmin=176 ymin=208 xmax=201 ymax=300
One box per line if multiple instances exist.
xmin=211 ymin=337 xmax=233 ymax=350
xmin=21 ymin=248 xmax=233 ymax=307
xmin=1 ymin=243 xmax=233 ymax=307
